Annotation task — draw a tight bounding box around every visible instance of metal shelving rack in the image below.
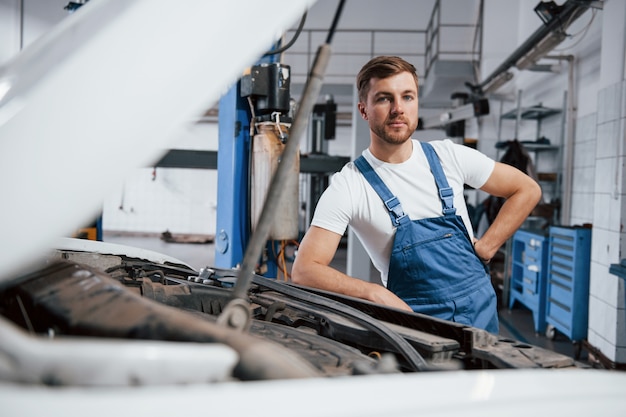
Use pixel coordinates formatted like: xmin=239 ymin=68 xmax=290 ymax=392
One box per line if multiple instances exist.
xmin=497 ymin=90 xmax=566 ymax=224
xmin=498 ymin=90 xmax=566 ymax=308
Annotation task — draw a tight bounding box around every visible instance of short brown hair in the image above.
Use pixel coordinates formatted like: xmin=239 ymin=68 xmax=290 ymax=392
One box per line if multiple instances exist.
xmin=356 ymin=56 xmax=419 ymax=102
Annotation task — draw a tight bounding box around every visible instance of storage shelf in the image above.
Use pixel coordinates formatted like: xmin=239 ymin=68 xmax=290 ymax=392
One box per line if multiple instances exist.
xmin=497 ymin=95 xmax=564 ymax=226
xmin=520 ymin=142 xmax=559 ymax=151
xmin=501 ymin=105 xmax=561 ymax=120
xmin=537 ymin=172 xmax=558 ymax=182
xmin=495 ymin=140 xmax=559 ymax=151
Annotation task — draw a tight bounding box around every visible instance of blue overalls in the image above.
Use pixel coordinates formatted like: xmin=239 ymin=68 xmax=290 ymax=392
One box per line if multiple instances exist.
xmin=354 ymin=142 xmax=499 ymax=333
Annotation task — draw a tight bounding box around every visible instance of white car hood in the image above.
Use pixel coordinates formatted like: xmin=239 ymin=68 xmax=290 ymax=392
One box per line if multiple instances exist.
xmin=0 ymin=0 xmax=314 ymax=284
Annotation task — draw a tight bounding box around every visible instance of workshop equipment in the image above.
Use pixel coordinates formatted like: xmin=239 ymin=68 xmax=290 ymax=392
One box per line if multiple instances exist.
xmin=545 ymin=226 xmax=592 ymax=344
xmin=242 ymin=62 xmax=299 ymax=241
xmin=509 ymin=229 xmax=549 ymax=334
xmin=251 ymin=121 xmax=299 ymax=240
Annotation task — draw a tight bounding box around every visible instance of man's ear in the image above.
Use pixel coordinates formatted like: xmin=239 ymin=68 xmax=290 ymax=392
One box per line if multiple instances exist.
xmin=358 ymin=102 xmax=368 ymax=120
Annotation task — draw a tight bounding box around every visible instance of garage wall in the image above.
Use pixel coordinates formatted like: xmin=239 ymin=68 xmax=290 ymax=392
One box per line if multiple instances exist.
xmin=100 ymin=121 xmax=353 ymax=237
xmin=0 ymin=1 xmax=20 ymax=63
xmin=0 ymin=1 xmax=221 ymax=237
xmin=587 ymin=1 xmax=626 ymax=365
xmin=479 ymin=0 xmax=625 ymax=364
xmin=0 ymin=0 xmax=67 ymax=64
xmin=101 ymin=122 xmax=220 ymax=236
xmin=479 ymin=0 xmax=603 ymax=226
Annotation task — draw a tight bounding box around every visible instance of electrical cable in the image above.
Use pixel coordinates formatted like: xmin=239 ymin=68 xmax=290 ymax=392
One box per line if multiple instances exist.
xmin=272 ymin=239 xmax=300 ymax=281
xmin=264 ymin=12 xmax=308 ymax=56
xmin=325 ymin=0 xmax=346 ymax=44
xmin=554 ymin=9 xmax=597 ymax=52
xmin=280 ymin=241 xmax=287 ymax=280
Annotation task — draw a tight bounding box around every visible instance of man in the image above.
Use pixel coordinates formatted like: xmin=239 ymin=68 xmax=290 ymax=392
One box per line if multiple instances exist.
xmin=291 ymin=56 xmax=541 ymax=333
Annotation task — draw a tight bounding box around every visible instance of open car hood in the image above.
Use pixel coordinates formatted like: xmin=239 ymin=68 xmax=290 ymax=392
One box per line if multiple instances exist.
xmin=0 ymin=0 xmax=314 ymax=285
xmin=1 ymin=1 xmax=625 ymax=414
xmin=0 ymin=239 xmax=623 ymax=416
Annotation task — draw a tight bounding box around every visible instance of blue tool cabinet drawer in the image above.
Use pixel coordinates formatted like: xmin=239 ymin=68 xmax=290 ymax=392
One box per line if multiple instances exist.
xmin=509 ymin=230 xmax=549 ymax=333
xmin=545 ymin=226 xmax=592 ymax=342
xmin=548 ymin=280 xmax=573 ymax=306
xmin=522 ymin=269 xmax=540 ymax=293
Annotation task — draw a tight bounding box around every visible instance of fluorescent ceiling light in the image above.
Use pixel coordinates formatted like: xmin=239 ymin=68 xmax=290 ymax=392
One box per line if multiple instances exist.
xmin=516 ymin=30 xmax=567 ymax=70
xmin=483 ymin=71 xmax=513 ymax=94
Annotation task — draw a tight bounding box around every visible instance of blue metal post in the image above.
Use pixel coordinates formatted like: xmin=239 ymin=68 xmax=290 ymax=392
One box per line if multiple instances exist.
xmin=215 ymin=53 xmax=281 ymax=275
xmin=215 ymin=85 xmax=251 ymax=268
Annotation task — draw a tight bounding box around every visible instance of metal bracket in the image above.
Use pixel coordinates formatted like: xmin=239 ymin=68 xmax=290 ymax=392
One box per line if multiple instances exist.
xmin=216 ymin=298 xmax=252 ymax=331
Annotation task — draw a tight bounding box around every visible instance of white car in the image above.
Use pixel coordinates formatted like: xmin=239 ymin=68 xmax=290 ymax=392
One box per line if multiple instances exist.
xmin=0 ymin=1 xmax=625 ymax=416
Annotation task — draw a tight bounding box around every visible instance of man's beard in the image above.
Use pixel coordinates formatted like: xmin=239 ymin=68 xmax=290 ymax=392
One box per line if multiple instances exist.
xmin=371 ymin=117 xmax=416 ymax=145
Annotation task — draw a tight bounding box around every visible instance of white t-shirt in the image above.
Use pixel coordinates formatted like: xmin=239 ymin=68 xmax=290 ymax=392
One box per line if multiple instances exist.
xmin=311 ymin=139 xmax=495 ymax=286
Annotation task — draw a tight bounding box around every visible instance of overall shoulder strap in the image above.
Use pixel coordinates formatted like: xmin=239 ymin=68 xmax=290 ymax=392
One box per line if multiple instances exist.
xmin=420 ymin=142 xmax=456 ymax=216
xmin=354 ymin=156 xmax=408 ymax=226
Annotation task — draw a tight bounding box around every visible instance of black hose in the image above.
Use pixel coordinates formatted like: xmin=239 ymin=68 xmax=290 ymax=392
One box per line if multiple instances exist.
xmin=252 ymin=276 xmax=431 ymax=372
xmin=325 ymin=0 xmax=346 ymax=44
xmin=264 ymin=12 xmax=308 ymax=56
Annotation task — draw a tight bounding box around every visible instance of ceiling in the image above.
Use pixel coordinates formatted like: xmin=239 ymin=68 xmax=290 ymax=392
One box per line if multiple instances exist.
xmin=13 ymin=0 xmax=483 ymax=116
xmin=281 ymin=0 xmax=483 ymax=112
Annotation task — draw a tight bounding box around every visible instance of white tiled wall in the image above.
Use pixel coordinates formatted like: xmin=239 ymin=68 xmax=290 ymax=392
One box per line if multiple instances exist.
xmin=102 ymin=122 xmax=219 ymax=236
xmin=588 ymin=80 xmax=626 ymax=363
xmin=102 ymin=168 xmax=218 ymax=236
xmin=570 ymin=114 xmax=597 ymax=226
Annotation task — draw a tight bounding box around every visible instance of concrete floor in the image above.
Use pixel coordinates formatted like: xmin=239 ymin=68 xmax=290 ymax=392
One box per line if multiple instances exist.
xmin=102 ymin=231 xmax=587 ymax=363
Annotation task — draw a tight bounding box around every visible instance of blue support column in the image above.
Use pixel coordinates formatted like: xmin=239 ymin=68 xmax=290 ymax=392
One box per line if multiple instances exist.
xmin=215 ymin=85 xmax=251 ymax=268
xmin=215 ymin=52 xmax=281 ymax=274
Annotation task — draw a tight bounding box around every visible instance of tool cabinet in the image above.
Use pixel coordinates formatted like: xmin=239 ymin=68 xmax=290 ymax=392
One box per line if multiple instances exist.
xmin=545 ymin=226 xmax=592 ymax=342
xmin=508 ymin=229 xmax=549 ymax=333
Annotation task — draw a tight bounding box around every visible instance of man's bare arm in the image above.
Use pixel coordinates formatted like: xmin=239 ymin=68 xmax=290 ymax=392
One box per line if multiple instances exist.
xmin=474 ymin=162 xmax=542 ymax=262
xmin=291 ymin=226 xmax=412 ymax=311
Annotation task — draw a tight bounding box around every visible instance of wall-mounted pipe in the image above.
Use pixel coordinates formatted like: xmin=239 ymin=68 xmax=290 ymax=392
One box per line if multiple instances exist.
xmin=471 ymin=0 xmax=593 ymax=94
xmin=543 ymin=54 xmax=575 ymax=224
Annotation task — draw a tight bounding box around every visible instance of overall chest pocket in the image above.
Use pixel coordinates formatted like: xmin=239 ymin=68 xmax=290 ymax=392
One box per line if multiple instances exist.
xmin=391 ymin=217 xmax=487 ymax=299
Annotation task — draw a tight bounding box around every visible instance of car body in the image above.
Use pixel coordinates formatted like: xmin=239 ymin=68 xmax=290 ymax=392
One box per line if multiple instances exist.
xmin=0 ymin=1 xmax=625 ymax=416
xmin=2 ymin=236 xmax=626 ymax=416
